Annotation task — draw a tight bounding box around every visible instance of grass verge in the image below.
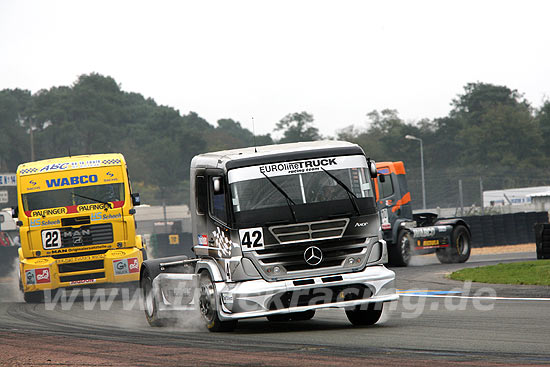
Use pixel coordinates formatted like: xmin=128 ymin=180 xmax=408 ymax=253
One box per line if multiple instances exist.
xmin=449 ymin=260 xmax=550 ymax=286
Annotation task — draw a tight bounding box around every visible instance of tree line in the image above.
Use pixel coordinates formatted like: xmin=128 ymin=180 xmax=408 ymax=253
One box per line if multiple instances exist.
xmin=1 ymin=74 xmax=549 ymax=207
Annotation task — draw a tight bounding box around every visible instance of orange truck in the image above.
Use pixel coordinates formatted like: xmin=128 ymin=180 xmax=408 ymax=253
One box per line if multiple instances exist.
xmin=374 ymin=161 xmax=472 ymax=266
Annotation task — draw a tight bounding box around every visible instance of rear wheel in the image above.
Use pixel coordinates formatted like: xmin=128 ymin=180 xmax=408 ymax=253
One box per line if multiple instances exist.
xmin=388 ymin=230 xmax=413 ymax=266
xmin=141 ymin=268 xmax=168 ymax=327
xmin=345 ymin=303 xmax=383 ymax=326
xmin=199 ymin=271 xmax=237 ymax=332
xmin=436 ymin=225 xmax=471 ymax=264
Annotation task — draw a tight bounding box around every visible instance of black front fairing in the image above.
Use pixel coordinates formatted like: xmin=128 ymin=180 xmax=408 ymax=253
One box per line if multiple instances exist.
xmin=233 ymin=197 xmax=377 ymax=228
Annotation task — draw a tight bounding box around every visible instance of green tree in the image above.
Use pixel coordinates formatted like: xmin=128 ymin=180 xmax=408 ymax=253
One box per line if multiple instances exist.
xmin=275 ymin=111 xmax=321 ymax=143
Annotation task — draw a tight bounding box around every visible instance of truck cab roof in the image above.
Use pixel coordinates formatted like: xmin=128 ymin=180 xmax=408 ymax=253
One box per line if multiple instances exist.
xmin=17 ymin=153 xmax=126 ymax=176
xmin=191 ymin=140 xmax=366 ymax=171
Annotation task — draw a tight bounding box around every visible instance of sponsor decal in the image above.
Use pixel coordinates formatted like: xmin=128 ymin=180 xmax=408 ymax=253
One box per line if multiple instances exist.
xmin=410 ymin=227 xmax=436 ymax=238
xmin=198 ymin=234 xmax=208 ymax=246
xmin=259 ymin=158 xmax=337 ymax=175
xmin=354 ymin=221 xmax=368 ymax=227
xmin=212 ymin=228 xmax=234 ymax=258
xmin=378 ymin=168 xmax=390 ymax=175
xmin=78 ymin=203 xmax=112 ymax=212
xmin=51 ymin=245 xmax=103 ymax=254
xmin=30 ymin=218 xmax=61 ymax=227
xmin=31 ymin=207 xmax=67 ymax=217
xmin=39 ymin=163 xmax=70 ymax=172
xmin=106 ymin=171 xmax=114 ymax=177
xmin=56 ymin=254 xmax=105 ymax=264
xmin=228 ymin=155 xmax=368 ymax=184
xmin=420 ymin=239 xmax=440 ymax=247
xmin=46 ymin=175 xmax=98 ymax=188
xmin=69 ymin=279 xmax=97 ymax=285
xmin=29 ymin=180 xmax=37 ymax=186
xmin=109 ymin=250 xmax=126 ymax=257
xmin=25 ymin=268 xmax=51 ymax=285
xmin=91 ymin=212 xmax=122 ymax=221
xmin=113 ymin=257 xmax=139 ymax=276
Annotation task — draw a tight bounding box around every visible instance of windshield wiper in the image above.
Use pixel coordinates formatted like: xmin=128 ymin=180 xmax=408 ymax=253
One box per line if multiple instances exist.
xmin=320 ymin=167 xmax=361 ymax=216
xmin=71 ymin=192 xmax=112 ymax=210
xmin=261 ymin=172 xmax=297 ymax=223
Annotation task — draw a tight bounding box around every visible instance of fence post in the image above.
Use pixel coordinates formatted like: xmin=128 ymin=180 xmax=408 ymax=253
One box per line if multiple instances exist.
xmin=459 ymin=179 xmax=464 ymax=216
xmin=480 ymin=177 xmax=484 ymax=215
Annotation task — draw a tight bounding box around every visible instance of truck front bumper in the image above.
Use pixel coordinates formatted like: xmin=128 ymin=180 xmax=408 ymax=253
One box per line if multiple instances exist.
xmin=156 ymin=264 xmax=397 ymax=321
xmin=20 ymin=247 xmax=143 ymax=292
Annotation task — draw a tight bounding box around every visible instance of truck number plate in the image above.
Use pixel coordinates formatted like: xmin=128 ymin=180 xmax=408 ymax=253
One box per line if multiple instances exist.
xmin=239 ymin=228 xmax=264 ymax=252
xmin=42 ymin=229 xmax=62 ymax=249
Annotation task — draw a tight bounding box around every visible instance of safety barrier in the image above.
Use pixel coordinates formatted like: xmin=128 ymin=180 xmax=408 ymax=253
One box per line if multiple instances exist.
xmin=534 ymin=223 xmax=550 ymax=259
xmin=462 ymin=211 xmax=548 ymax=247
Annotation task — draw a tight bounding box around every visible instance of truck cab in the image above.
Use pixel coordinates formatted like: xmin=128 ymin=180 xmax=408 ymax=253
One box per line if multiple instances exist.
xmin=374 ymin=161 xmax=471 ymax=266
xmin=141 ymin=141 xmax=398 ymax=331
xmin=14 ymin=154 xmax=145 ymax=302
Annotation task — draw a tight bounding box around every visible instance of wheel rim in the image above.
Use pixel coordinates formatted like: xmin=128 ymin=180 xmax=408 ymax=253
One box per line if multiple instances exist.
xmin=400 ymin=234 xmax=411 ymax=263
xmin=456 ymin=232 xmax=469 ymax=255
xmin=143 ymin=278 xmax=155 ymax=317
xmin=199 ymin=275 xmax=216 ymax=323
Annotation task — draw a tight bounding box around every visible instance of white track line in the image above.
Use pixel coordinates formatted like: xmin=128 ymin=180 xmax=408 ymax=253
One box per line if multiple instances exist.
xmin=399 ymin=294 xmax=550 ymax=301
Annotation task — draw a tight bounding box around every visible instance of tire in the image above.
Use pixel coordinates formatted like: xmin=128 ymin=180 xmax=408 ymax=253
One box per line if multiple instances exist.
xmin=199 ymin=271 xmax=237 ymax=332
xmin=266 ymin=313 xmax=292 ymax=322
xmin=436 ymin=225 xmax=471 ymax=264
xmin=141 ymin=268 xmax=169 ymax=327
xmin=388 ymin=229 xmax=413 ymax=267
xmin=345 ymin=302 xmax=383 ymax=326
xmin=290 ymin=310 xmax=315 ymax=321
xmin=23 ymin=290 xmax=44 ymax=303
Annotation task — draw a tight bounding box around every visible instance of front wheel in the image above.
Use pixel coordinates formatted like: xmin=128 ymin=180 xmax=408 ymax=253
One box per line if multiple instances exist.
xmin=345 ymin=303 xmax=383 ymax=326
xmin=388 ymin=230 xmax=413 ymax=267
xmin=199 ymin=271 xmax=237 ymax=332
xmin=23 ymin=290 xmax=44 ymax=303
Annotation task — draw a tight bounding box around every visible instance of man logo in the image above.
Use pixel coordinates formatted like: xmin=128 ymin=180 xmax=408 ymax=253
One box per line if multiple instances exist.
xmin=304 ymin=246 xmax=323 ymax=266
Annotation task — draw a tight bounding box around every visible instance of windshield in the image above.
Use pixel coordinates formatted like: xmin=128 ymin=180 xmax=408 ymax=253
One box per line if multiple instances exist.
xmin=22 ymin=183 xmax=125 ymax=212
xmin=228 ymin=155 xmax=375 ymax=225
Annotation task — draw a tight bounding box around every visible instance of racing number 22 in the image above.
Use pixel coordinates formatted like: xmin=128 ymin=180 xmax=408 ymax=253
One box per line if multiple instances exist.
xmin=41 ymin=229 xmax=62 ymax=249
xmin=239 ymin=228 xmax=264 ymax=251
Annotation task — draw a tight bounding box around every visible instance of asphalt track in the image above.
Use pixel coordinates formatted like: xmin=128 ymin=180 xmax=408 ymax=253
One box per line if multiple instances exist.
xmin=1 ymin=251 xmax=549 ymax=366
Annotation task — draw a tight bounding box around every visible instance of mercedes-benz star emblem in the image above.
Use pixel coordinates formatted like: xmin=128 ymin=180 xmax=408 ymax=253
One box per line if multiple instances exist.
xmin=304 ymin=246 xmax=323 ymax=266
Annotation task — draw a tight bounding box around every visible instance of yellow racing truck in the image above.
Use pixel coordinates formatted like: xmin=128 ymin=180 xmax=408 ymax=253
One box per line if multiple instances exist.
xmin=13 ymin=153 xmax=145 ymax=302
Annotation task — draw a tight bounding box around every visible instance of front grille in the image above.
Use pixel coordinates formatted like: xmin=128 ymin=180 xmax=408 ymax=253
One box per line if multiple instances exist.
xmin=60 ymin=272 xmax=105 ymax=283
xmin=255 ymin=237 xmax=366 ymax=272
xmin=58 ymin=260 xmax=104 ymax=273
xmin=52 ymin=249 xmax=109 ymax=259
xmin=270 ymin=219 xmax=349 ymax=244
xmin=268 ymin=284 xmax=372 ymax=310
xmin=61 ymin=223 xmax=113 ymax=247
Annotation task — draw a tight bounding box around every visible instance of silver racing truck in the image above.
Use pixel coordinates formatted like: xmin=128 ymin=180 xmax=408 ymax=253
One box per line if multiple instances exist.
xmin=140 ymin=141 xmax=398 ymax=331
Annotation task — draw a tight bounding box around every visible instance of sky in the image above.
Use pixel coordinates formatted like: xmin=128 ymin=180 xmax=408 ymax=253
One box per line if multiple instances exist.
xmin=1 ymin=0 xmax=549 ymax=137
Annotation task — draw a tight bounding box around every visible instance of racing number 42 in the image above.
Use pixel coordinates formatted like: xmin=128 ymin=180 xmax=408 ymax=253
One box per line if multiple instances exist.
xmin=239 ymin=228 xmax=264 ymax=251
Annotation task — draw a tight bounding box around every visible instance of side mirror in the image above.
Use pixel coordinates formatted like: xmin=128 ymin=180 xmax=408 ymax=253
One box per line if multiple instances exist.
xmin=212 ymin=177 xmax=223 ymax=194
xmin=379 ymin=174 xmax=386 ymax=183
xmin=367 ymin=159 xmax=378 ymax=178
xmin=11 ymin=206 xmax=18 ymax=219
xmin=131 ymin=193 xmax=141 ymax=206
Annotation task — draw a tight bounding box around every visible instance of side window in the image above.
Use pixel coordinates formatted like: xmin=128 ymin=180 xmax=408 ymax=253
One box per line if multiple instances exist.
xmin=196 ymin=175 xmax=207 ymax=215
xmin=378 ymin=174 xmax=394 ymax=199
xmin=210 ymin=176 xmax=228 ymax=224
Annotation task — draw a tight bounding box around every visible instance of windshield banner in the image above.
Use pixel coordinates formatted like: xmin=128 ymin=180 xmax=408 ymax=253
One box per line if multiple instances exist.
xmin=228 ymin=155 xmax=368 ymax=183
xmin=19 ymin=167 xmax=124 ymax=194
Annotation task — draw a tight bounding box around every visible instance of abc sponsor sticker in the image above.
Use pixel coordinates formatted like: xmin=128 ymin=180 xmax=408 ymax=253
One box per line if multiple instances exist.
xmin=25 ymin=268 xmax=51 ymax=285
